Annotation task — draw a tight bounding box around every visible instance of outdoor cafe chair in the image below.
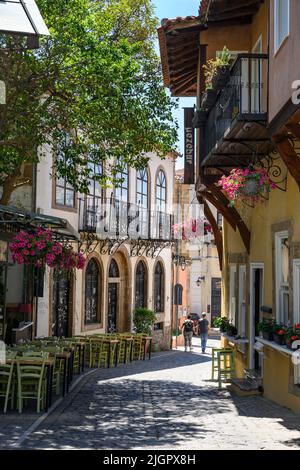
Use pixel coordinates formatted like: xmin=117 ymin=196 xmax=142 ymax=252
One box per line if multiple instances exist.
xmin=0 ymin=362 xmax=15 ymax=413
xmin=16 ymin=360 xmax=47 ymax=413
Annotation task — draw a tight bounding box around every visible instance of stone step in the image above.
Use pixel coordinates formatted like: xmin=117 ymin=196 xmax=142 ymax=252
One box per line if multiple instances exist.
xmin=228 ymin=378 xmax=263 ymax=396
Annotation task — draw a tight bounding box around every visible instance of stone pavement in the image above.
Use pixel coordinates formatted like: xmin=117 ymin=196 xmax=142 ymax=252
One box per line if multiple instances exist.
xmin=1 ymin=337 xmax=300 ymax=450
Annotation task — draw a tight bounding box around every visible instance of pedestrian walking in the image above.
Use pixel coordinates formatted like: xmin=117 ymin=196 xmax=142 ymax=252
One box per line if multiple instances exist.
xmin=182 ymin=315 xmax=194 ymax=352
xmin=198 ymin=312 xmax=209 ymax=353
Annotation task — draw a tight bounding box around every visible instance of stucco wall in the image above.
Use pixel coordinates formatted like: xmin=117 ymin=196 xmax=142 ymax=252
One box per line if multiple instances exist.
xmin=35 ymin=150 xmax=175 ymax=348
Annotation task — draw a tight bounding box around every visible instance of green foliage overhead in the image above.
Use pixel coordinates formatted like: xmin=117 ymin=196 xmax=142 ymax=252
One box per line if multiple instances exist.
xmin=0 ymin=0 xmax=178 ymax=195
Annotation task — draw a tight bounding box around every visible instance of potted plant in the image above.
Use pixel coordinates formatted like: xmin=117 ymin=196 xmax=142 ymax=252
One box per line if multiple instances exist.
xmin=273 ymin=324 xmax=286 ymax=345
xmin=213 ymin=316 xmax=230 ymax=333
xmin=133 ymin=307 xmax=156 ymax=336
xmin=172 ymin=217 xmax=211 ymax=242
xmin=211 ymin=47 xmax=231 ymax=89
xmin=192 ymin=106 xmax=208 ymax=128
xmin=286 ymin=324 xmax=300 ymax=349
xmin=218 ymin=165 xmax=277 ymax=206
xmin=10 ymin=227 xmax=86 ymax=273
xmin=258 ymin=319 xmax=274 ymax=341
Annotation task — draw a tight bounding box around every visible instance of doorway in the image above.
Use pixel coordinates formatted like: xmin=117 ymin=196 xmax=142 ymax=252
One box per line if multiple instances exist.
xmin=250 ymin=263 xmax=264 ymax=370
xmin=52 ymin=274 xmax=70 ymax=337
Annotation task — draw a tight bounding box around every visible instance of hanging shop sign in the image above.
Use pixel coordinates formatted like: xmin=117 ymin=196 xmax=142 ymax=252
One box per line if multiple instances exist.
xmin=184 ymin=108 xmax=195 ymax=184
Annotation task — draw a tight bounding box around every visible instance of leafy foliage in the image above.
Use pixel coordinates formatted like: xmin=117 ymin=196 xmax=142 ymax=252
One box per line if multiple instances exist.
xmin=0 ymin=0 xmax=178 ymax=201
xmin=133 ymin=307 xmax=156 ymax=335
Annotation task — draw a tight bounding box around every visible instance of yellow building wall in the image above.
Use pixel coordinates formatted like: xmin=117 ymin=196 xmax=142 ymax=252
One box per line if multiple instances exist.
xmin=222 ymin=154 xmax=300 ymax=412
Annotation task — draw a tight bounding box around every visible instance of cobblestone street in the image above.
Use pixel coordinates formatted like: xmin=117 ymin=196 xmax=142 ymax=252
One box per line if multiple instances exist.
xmin=1 ymin=337 xmax=300 ymax=450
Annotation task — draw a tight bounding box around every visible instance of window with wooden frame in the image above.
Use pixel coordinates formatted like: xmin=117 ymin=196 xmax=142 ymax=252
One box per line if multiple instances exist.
xmin=115 ymin=164 xmax=129 ymax=203
xmin=229 ymin=265 xmax=237 ymax=327
xmin=54 ymin=138 xmax=76 ymax=208
xmin=238 ymin=265 xmax=247 ymax=336
xmin=135 ymin=261 xmax=147 ymax=308
xmin=154 ymin=261 xmax=165 ymax=313
xmin=85 ymin=259 xmax=101 ymax=324
xmin=156 ymin=170 xmax=167 ymax=210
xmin=293 ymin=259 xmax=300 ymax=326
xmin=274 ymin=0 xmax=290 ymax=53
xmin=275 ymin=231 xmax=290 ymax=324
xmin=136 ymin=168 xmax=149 ymax=208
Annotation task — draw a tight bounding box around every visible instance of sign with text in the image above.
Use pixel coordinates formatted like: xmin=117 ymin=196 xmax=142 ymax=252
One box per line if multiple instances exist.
xmin=184 ymin=108 xmax=195 ymax=184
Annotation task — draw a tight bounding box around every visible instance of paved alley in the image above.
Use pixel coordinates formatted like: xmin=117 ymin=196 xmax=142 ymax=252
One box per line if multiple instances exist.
xmin=2 ymin=337 xmax=300 ymax=450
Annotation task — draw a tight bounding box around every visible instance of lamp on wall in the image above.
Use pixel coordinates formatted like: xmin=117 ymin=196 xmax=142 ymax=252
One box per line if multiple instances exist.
xmin=173 ymin=255 xmax=187 ymax=271
xmin=196 ymin=276 xmax=205 ymax=287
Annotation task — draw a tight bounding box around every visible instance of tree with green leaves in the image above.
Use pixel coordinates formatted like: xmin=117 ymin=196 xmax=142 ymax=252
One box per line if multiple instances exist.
xmin=0 ymin=0 xmax=178 ymax=204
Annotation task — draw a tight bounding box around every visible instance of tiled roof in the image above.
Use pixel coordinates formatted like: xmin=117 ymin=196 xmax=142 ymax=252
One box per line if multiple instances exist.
xmin=160 ymin=15 xmax=199 ymax=31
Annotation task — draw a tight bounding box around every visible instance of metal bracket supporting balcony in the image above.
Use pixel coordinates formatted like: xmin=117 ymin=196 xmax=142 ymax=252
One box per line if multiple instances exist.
xmin=79 ymin=232 xmax=129 ymax=256
xmin=130 ymin=240 xmax=173 ymax=259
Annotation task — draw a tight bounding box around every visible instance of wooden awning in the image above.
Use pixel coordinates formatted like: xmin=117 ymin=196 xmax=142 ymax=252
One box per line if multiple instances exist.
xmin=158 ymin=16 xmax=203 ymax=97
xmin=200 ymin=0 xmax=265 ymax=25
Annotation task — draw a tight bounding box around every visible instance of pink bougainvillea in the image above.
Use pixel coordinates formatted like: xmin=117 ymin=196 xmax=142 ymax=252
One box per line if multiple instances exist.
xmin=217 ymin=166 xmax=277 ymax=204
xmin=10 ymin=227 xmax=86 ymax=271
xmin=172 ymin=218 xmax=212 ymax=241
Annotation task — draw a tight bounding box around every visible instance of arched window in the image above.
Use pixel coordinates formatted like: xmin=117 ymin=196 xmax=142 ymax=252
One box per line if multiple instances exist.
xmin=136 ymin=168 xmax=149 ymax=208
xmin=154 ymin=262 xmax=165 ymax=313
xmin=109 ymin=259 xmax=120 ymax=278
xmin=135 ymin=261 xmax=147 ymax=308
xmin=156 ymin=170 xmax=166 ymax=210
xmin=85 ymin=259 xmax=100 ymax=324
xmin=115 ymin=164 xmax=129 ymax=202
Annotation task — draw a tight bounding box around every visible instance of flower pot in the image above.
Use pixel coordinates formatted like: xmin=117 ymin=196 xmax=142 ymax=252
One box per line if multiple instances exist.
xmin=262 ymin=331 xmax=273 ymax=341
xmin=192 ymin=109 xmax=208 ymax=128
xmin=273 ymin=333 xmax=285 ymax=345
xmin=239 ymin=178 xmax=260 ymax=197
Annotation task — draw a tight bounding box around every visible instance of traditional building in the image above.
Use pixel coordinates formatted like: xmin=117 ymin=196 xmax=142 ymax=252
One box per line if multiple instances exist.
xmin=34 ymin=149 xmax=175 ymax=350
xmin=159 ymin=0 xmax=300 ymax=412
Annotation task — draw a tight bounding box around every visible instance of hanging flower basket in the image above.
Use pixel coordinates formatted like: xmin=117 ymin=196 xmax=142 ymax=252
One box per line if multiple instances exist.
xmin=10 ymin=227 xmax=86 ymax=272
xmin=172 ymin=218 xmax=212 ymax=241
xmin=217 ymin=166 xmax=277 ymax=205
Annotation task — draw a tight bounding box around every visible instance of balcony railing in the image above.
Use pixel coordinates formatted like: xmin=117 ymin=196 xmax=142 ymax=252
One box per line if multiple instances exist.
xmin=78 ymin=196 xmax=173 ymax=242
xmin=203 ymin=53 xmax=268 ymax=159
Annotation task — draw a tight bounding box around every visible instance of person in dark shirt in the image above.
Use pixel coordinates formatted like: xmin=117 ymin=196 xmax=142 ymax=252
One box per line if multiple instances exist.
xmin=182 ymin=315 xmax=194 ymax=352
xmin=198 ymin=313 xmax=209 ymax=354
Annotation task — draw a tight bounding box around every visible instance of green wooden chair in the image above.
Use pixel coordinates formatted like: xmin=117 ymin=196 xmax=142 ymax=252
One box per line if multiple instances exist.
xmin=0 ymin=362 xmax=15 ymax=413
xmin=211 ymin=347 xmax=232 ymax=380
xmin=16 ymin=360 xmax=47 ymax=413
xmin=217 ymin=350 xmax=235 ymax=388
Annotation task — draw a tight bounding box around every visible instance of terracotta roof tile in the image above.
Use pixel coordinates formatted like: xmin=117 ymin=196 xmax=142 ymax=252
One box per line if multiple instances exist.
xmin=160 ymin=16 xmax=199 ymax=31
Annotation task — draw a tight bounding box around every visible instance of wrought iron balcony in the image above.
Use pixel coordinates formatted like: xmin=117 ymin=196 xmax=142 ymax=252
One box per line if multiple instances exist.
xmin=78 ymin=196 xmax=173 ymax=242
xmin=201 ymin=53 xmax=272 ymax=168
